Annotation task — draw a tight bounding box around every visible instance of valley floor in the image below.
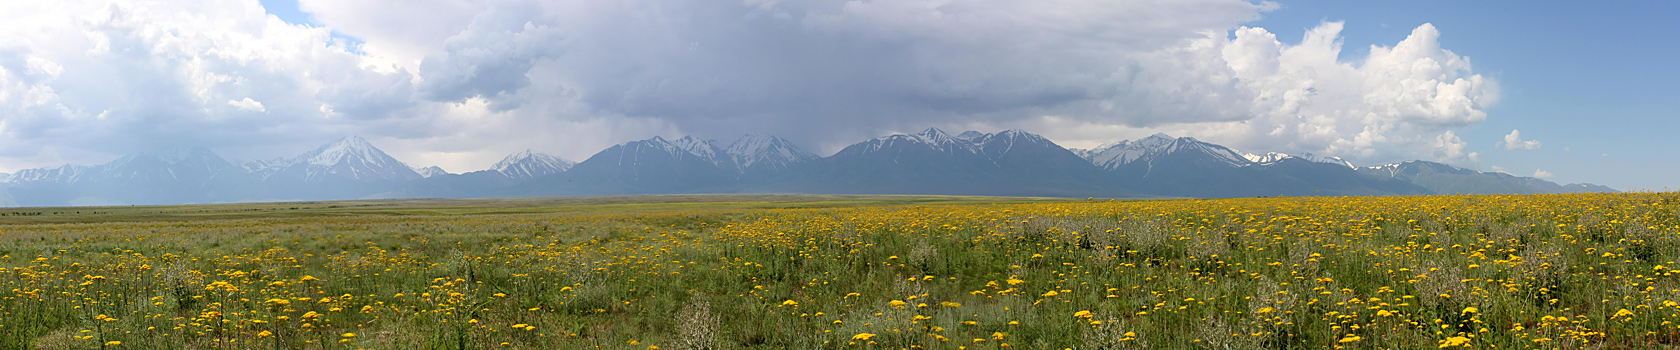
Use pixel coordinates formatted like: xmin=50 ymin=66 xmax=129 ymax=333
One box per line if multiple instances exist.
xmin=0 ymin=193 xmax=1675 ymax=349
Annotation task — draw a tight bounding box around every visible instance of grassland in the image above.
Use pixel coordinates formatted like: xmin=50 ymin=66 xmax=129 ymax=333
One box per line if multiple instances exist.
xmin=0 ymin=193 xmax=1677 ymax=349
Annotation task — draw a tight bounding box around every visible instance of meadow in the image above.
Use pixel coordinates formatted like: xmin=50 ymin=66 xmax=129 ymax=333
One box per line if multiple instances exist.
xmin=0 ymin=192 xmax=1676 ymax=349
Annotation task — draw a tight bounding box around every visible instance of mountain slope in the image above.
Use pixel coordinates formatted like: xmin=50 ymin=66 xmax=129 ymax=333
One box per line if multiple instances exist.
xmin=413 ymin=166 xmax=451 ymax=178
xmin=1075 ymin=134 xmax=1425 ymax=197
xmin=1243 ymin=152 xmax=1355 ymax=168
xmin=267 ymin=136 xmax=421 ymax=183
xmin=512 ymin=136 xmax=741 ymax=196
xmin=1359 ymin=161 xmax=1618 ymax=195
xmin=726 ymin=134 xmax=816 ymax=175
xmin=0 ymin=147 xmax=252 ymax=206
xmin=1077 ymin=133 xmax=1249 ymax=172
xmin=492 ymin=150 xmax=575 ymax=179
xmin=389 ymin=150 xmax=578 ymax=199
xmin=778 ymin=128 xmax=1127 ymax=196
xmin=245 ymin=137 xmax=422 ymax=201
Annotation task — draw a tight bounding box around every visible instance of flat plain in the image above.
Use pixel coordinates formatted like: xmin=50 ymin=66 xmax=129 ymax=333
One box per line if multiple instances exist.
xmin=1 ymin=193 xmax=1677 ymax=349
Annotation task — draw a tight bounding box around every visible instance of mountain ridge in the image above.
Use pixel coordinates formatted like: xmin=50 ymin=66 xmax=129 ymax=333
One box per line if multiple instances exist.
xmin=0 ymin=131 xmax=1618 ymax=206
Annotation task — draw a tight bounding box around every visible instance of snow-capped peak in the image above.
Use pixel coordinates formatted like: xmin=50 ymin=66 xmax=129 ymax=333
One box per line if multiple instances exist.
xmin=955 ymin=130 xmax=989 ymax=142
xmin=274 ymin=136 xmax=420 ymax=182
xmin=243 ymin=157 xmax=287 ymax=173
xmin=669 ymin=136 xmax=723 ymax=160
xmin=969 ymin=129 xmax=1061 ymax=159
xmin=726 ymin=134 xmax=814 ymax=170
xmin=727 ymin=134 xmax=781 ymax=156
xmin=1079 ymin=133 xmax=1249 ymax=169
xmin=413 ymin=166 xmax=451 ymax=178
xmin=492 ymin=150 xmax=574 ymax=179
xmin=848 ymin=127 xmax=983 ymax=156
xmin=989 ymin=129 xmax=1049 ymax=142
xmin=914 ymin=128 xmax=961 ymax=145
xmin=1135 ymin=133 xmax=1178 ymax=148
xmin=301 ymin=136 xmax=392 ymax=167
xmin=7 ymin=164 xmax=92 ymax=184
xmin=1362 ymin=162 xmax=1408 ymax=177
xmin=1243 ymin=152 xmax=1356 ymax=169
xmin=912 ymin=128 xmax=981 ymax=154
xmin=1243 ymin=152 xmax=1289 ymax=164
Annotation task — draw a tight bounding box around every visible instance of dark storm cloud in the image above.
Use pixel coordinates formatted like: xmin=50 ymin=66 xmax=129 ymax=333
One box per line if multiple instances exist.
xmin=406 ymin=0 xmax=1277 ymax=141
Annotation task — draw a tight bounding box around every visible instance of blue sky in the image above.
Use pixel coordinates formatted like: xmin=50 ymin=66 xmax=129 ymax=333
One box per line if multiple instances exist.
xmin=0 ymin=0 xmax=1674 ymax=190
xmin=259 ymin=0 xmax=312 ymax=25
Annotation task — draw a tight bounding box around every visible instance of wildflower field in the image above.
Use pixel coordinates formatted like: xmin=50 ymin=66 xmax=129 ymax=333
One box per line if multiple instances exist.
xmin=1 ymin=193 xmax=1678 ymax=349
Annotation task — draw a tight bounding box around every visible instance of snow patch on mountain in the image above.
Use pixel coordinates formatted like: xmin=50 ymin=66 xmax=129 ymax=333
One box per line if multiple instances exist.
xmin=632 ymin=137 xmax=685 ymax=159
xmin=413 ymin=166 xmax=451 ymax=178
xmin=1362 ymin=161 xmax=1489 ymax=179
xmin=1243 ymin=152 xmax=1288 ymax=164
xmin=852 ymin=128 xmax=987 ymax=156
xmin=492 ymin=150 xmax=574 ymax=179
xmin=0 ymin=146 xmax=241 ymax=190
xmin=913 ymin=128 xmax=979 ymax=154
xmin=1077 ymin=133 xmax=1249 ymax=170
xmin=955 ymin=131 xmax=989 ymax=142
xmin=1362 ymin=162 xmax=1406 ymax=178
xmin=301 ymin=137 xmax=393 ymax=168
xmin=242 ymin=157 xmax=287 ymax=175
xmin=726 ymin=134 xmax=814 ymax=171
xmin=7 ymin=164 xmax=92 ymax=184
xmin=670 ymin=136 xmax=723 ymax=161
xmin=970 ymin=129 xmax=1054 ymax=159
xmin=244 ymin=136 xmax=421 ymax=183
xmin=838 ymin=128 xmax=1074 ymax=167
xmin=1242 ymin=152 xmax=1356 ymax=168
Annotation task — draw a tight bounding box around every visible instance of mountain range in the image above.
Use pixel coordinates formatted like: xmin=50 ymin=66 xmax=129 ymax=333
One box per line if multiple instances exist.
xmin=0 ymin=130 xmax=1616 ymax=207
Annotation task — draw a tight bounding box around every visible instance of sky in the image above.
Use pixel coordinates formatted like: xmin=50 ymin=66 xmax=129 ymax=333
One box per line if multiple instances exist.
xmin=0 ymin=0 xmax=1673 ymax=191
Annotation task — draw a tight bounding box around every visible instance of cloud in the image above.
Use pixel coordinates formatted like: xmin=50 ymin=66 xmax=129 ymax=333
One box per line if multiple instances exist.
xmin=1431 ymin=130 xmax=1478 ymax=163
xmin=227 ymin=98 xmax=266 ymax=112
xmin=1153 ymin=21 xmax=1496 ymax=164
xmin=0 ymin=0 xmax=1501 ymax=172
xmin=0 ymin=0 xmax=456 ymax=168
xmin=1533 ymin=169 xmax=1553 ymax=178
xmin=1501 ymin=129 xmax=1541 ymax=150
xmin=298 ymin=0 xmax=482 ymax=70
xmin=477 ymin=4 xmax=1488 ymax=164
xmin=1489 ymin=165 xmax=1506 ymax=173
xmin=389 ymin=0 xmax=1287 ymax=144
xmin=414 ymin=1 xmax=564 ymax=109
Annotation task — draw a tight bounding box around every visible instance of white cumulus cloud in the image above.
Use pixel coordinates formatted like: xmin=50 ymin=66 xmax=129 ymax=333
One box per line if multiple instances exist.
xmin=966 ymin=20 xmax=1498 ymax=166
xmin=1534 ymin=169 xmax=1553 ymax=178
xmin=1431 ymin=130 xmax=1478 ymax=163
xmin=1502 ymin=129 xmax=1541 ymax=150
xmin=0 ymin=0 xmax=428 ymax=163
xmin=1156 ymin=21 xmax=1496 ymax=164
xmin=227 ymin=97 xmax=266 ymax=112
